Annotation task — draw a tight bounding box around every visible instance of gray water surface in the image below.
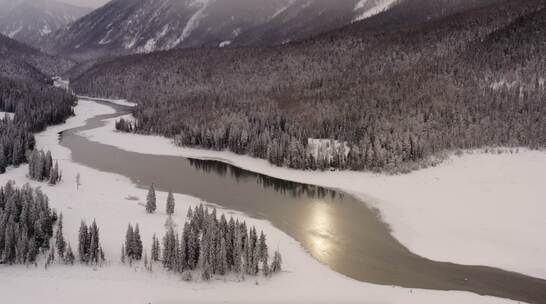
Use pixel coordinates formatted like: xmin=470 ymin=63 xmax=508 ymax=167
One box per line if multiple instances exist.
xmin=59 ymin=100 xmax=546 ymax=304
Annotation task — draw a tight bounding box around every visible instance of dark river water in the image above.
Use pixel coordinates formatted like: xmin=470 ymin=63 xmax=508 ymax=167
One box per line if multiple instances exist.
xmin=59 ymin=100 xmax=546 ymax=304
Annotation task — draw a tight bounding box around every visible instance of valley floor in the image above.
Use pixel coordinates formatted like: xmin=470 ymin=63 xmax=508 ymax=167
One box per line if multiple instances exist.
xmin=0 ymin=99 xmax=536 ymax=303
xmin=84 ymin=102 xmax=546 ymax=281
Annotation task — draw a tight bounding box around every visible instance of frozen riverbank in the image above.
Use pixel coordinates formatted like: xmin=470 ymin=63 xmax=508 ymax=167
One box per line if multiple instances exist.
xmin=0 ymin=100 xmax=521 ymax=303
xmin=82 ymin=106 xmax=546 ymax=280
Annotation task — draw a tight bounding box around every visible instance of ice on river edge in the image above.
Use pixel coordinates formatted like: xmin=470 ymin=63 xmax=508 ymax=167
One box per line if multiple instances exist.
xmin=0 ymin=99 xmax=530 ymax=304
xmin=81 ymin=100 xmax=546 ymax=281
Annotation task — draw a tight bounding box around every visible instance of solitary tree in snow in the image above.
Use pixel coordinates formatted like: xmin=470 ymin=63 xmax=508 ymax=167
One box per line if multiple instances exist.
xmin=76 ymin=173 xmax=81 ymax=190
xmin=166 ymin=190 xmax=175 ymax=215
xmin=146 ymin=184 xmax=157 ymax=213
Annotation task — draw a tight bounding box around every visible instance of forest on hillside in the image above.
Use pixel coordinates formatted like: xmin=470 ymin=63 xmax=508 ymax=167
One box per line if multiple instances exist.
xmin=0 ymin=77 xmax=76 ymax=173
xmin=73 ymin=0 xmax=546 ymax=172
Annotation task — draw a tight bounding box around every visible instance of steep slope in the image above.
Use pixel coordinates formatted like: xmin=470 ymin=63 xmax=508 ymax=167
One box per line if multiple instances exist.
xmin=72 ymin=0 xmax=545 ymax=171
xmin=0 ymin=0 xmax=91 ymax=47
xmin=0 ymin=33 xmax=74 ymax=81
xmin=44 ymin=0 xmax=398 ymax=60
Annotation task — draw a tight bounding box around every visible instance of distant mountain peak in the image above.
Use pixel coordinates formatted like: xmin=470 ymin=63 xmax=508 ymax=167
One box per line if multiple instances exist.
xmin=43 ymin=0 xmax=400 ymax=61
xmin=0 ymin=0 xmax=91 ymax=47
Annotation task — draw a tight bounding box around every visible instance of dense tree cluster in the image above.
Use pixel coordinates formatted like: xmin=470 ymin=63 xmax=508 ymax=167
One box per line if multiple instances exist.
xmin=115 ymin=118 xmax=135 ymax=133
xmin=0 ymin=76 xmax=75 ymax=174
xmin=125 ymin=204 xmax=282 ymax=281
xmin=123 ymin=223 xmax=143 ymax=261
xmin=0 ymin=115 xmax=35 ymax=173
xmin=75 ymin=0 xmax=546 ymax=173
xmin=78 ymin=219 xmax=105 ymax=265
xmin=0 ymin=77 xmax=75 ymax=132
xmin=0 ymin=181 xmax=56 ymax=264
xmin=27 ymin=150 xmax=62 ymax=185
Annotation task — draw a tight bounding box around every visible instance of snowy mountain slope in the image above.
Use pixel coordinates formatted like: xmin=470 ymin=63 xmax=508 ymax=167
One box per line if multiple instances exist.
xmin=0 ymin=33 xmax=74 ymax=82
xmin=0 ymin=0 xmax=91 ymax=47
xmin=43 ymin=0 xmax=400 ymax=60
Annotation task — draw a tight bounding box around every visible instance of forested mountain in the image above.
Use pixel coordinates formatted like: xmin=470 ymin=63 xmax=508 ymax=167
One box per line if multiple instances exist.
xmin=0 ymin=33 xmax=76 ymax=173
xmin=0 ymin=33 xmax=74 ymax=81
xmin=0 ymin=0 xmax=91 ymax=47
xmin=43 ymin=0 xmax=400 ymax=61
xmin=72 ymin=0 xmax=546 ymax=172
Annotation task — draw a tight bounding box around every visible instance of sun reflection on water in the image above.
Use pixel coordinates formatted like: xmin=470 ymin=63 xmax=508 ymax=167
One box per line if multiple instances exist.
xmin=306 ymin=201 xmax=334 ymax=261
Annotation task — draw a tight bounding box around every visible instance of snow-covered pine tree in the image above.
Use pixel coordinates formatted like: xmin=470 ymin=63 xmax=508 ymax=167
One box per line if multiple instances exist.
xmin=48 ymin=161 xmax=60 ymax=185
xmin=151 ymin=234 xmax=159 ymax=262
xmin=263 ymin=258 xmax=270 ymax=277
xmin=125 ymin=224 xmax=134 ymax=260
xmin=89 ymin=222 xmax=99 ymax=264
xmin=65 ymin=243 xmax=75 ymax=265
xmin=201 ymin=260 xmax=212 ymax=281
xmin=271 ymin=250 xmax=282 ymax=273
xmin=251 ymin=242 xmax=260 ymax=275
xmin=162 ymin=227 xmax=176 ymax=270
xmin=121 ymin=244 xmax=126 ymax=263
xmin=232 ymin=226 xmax=242 ymax=274
xmin=55 ymin=213 xmax=66 ymax=258
xmin=166 ymin=190 xmax=175 ymax=215
xmin=133 ymin=224 xmax=143 ymax=260
xmin=78 ymin=221 xmax=88 ymax=263
xmin=258 ymin=231 xmax=268 ymax=263
xmin=146 ymin=184 xmax=156 ymax=213
xmin=217 ymin=237 xmax=228 ymax=275
xmin=186 ymin=206 xmax=193 ymax=219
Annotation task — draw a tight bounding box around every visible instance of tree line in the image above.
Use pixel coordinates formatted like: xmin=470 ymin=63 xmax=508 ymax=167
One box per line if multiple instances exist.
xmin=28 ymin=150 xmax=62 ymax=185
xmin=0 ymin=76 xmax=75 ymax=174
xmin=122 ymin=204 xmax=282 ymax=281
xmin=0 ymin=181 xmax=56 ymax=264
xmin=76 ymin=0 xmax=545 ymax=173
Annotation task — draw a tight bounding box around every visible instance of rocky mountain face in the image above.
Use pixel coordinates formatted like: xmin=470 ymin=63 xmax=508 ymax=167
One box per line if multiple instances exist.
xmin=42 ymin=0 xmax=399 ymax=60
xmin=0 ymin=0 xmax=91 ymax=47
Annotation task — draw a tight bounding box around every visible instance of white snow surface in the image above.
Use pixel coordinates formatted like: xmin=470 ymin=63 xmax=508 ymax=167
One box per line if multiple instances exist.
xmin=354 ymin=0 xmax=397 ymax=21
xmin=7 ymin=25 xmax=23 ymax=38
xmin=82 ymin=106 xmax=546 ymax=281
xmin=0 ymin=99 xmax=520 ymax=304
xmin=0 ymin=111 xmax=15 ymax=120
xmin=77 ymin=95 xmax=137 ymax=107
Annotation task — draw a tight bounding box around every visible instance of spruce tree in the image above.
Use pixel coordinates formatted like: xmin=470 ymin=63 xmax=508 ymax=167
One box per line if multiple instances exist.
xmin=166 ymin=190 xmax=175 ymax=215
xmin=125 ymin=224 xmax=134 ymax=259
xmin=258 ymin=231 xmax=268 ymax=263
xmin=271 ymin=250 xmax=282 ymax=273
xmin=121 ymin=244 xmax=126 ymax=263
xmin=133 ymin=224 xmax=143 ymax=260
xmin=146 ymin=184 xmax=156 ymax=213
xmin=55 ymin=213 xmax=66 ymax=258
xmin=78 ymin=221 xmax=88 ymax=263
xmin=65 ymin=243 xmax=75 ymax=265
xmin=151 ymin=234 xmax=160 ymax=262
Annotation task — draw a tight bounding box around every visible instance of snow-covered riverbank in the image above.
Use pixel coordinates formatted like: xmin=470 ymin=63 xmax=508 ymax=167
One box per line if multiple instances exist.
xmin=0 ymin=100 xmax=518 ymax=303
xmin=82 ymin=105 xmax=546 ymax=281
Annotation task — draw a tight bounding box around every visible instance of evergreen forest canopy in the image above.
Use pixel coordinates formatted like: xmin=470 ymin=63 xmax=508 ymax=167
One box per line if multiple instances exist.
xmin=0 ymin=33 xmax=76 ymax=174
xmin=73 ymin=0 xmax=546 ymax=172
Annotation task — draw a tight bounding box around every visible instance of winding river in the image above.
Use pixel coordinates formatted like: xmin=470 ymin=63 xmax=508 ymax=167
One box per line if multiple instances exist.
xmin=60 ymin=100 xmax=546 ymax=304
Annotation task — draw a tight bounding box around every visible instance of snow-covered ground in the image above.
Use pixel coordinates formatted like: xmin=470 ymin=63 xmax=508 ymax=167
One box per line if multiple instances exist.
xmin=0 ymin=99 xmax=519 ymax=304
xmin=0 ymin=111 xmax=15 ymax=120
xmin=77 ymin=95 xmax=137 ymax=107
xmin=83 ymin=107 xmax=546 ymax=281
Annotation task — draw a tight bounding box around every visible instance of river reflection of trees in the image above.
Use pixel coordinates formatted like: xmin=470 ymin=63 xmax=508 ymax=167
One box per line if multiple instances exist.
xmin=188 ymin=159 xmax=343 ymax=201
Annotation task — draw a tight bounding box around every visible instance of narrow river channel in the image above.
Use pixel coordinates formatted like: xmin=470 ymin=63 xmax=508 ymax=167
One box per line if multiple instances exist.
xmin=59 ymin=99 xmax=546 ymax=304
